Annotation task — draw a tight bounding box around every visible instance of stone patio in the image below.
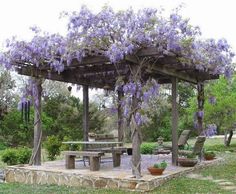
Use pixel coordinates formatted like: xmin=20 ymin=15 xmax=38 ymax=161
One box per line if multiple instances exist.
xmin=4 ymin=154 xmax=223 ymax=192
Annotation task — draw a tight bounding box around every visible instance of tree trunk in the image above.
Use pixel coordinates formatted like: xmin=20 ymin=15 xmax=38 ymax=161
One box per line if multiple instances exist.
xmin=224 ymin=130 xmax=233 ymax=147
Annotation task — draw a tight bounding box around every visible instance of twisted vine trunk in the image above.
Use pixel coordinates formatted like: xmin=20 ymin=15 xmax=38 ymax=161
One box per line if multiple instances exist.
xmin=30 ymin=79 xmax=42 ymax=165
xmin=131 ymin=97 xmax=142 ymax=178
xmin=197 ymin=82 xmax=204 ymax=135
xmin=130 ymin=64 xmax=142 ymax=178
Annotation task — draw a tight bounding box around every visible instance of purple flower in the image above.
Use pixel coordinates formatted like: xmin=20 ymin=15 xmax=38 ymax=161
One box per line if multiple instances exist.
xmin=134 ymin=112 xmax=142 ymax=126
xmin=209 ymin=96 xmax=216 ymax=105
xmin=197 ymin=111 xmax=204 ymax=118
xmin=202 ymin=124 xmax=217 ymax=137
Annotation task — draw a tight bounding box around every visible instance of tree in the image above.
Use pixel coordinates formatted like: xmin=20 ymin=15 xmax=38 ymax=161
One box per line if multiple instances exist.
xmin=187 ymin=75 xmax=236 ymax=146
xmin=0 ymin=68 xmax=16 ymax=119
xmin=42 ymin=80 xmax=71 ymax=100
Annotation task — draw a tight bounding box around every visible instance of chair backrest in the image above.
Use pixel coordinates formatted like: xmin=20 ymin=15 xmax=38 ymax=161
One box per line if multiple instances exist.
xmin=178 ymin=130 xmax=191 ymax=146
xmin=193 ymin=136 xmax=206 ymax=155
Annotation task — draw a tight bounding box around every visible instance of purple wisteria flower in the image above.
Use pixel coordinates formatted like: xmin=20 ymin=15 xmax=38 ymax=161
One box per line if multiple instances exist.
xmin=208 ymin=96 xmax=216 ymax=105
xmin=201 ymin=124 xmax=217 ymax=137
xmin=197 ymin=111 xmax=204 ymax=119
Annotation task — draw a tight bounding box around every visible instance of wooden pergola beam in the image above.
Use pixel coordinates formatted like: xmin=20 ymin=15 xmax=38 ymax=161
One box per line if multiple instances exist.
xmin=125 ymin=53 xmax=198 ymax=84
xmin=151 ymin=65 xmax=198 ymax=84
xmin=17 ymin=67 xmax=111 ymax=89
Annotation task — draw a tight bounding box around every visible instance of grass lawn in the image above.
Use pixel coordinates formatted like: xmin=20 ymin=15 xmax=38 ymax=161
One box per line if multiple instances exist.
xmin=0 ymin=138 xmax=236 ymax=193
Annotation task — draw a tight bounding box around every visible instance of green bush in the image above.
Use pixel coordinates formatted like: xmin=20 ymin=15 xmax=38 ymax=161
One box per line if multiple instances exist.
xmin=1 ymin=147 xmax=31 ymax=165
xmin=44 ymin=135 xmax=62 ymax=161
xmin=17 ymin=147 xmax=32 ymax=164
xmin=140 ymin=143 xmax=156 ymax=154
xmin=0 ymin=142 xmax=7 ymax=150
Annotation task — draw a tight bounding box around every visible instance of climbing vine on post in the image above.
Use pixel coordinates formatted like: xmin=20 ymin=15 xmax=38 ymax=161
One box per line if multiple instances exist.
xmin=29 ymin=78 xmax=43 ymax=165
xmin=196 ymin=82 xmax=205 ymax=134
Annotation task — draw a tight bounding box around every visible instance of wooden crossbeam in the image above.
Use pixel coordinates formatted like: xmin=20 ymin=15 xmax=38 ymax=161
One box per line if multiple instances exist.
xmin=17 ymin=67 xmax=114 ymax=89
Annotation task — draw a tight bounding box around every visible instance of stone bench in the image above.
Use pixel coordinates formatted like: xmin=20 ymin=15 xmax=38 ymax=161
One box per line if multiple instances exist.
xmin=86 ymin=147 xmax=127 ymax=167
xmin=63 ymin=151 xmax=104 ymax=171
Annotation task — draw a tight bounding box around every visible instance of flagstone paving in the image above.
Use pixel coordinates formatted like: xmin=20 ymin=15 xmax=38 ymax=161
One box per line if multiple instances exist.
xmin=4 ymin=155 xmax=223 ymax=192
xmin=186 ymin=173 xmax=236 ymax=193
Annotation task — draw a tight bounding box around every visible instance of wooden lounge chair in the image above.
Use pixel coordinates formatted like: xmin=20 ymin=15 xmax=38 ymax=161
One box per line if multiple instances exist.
xmin=163 ymin=129 xmax=191 ymax=149
xmin=178 ymin=136 xmax=206 ymax=160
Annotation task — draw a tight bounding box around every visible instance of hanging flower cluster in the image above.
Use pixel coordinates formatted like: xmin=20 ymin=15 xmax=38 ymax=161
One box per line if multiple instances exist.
xmin=0 ymin=27 xmax=67 ymax=73
xmin=201 ymin=124 xmax=217 ymax=137
xmin=118 ymin=78 xmax=159 ymax=126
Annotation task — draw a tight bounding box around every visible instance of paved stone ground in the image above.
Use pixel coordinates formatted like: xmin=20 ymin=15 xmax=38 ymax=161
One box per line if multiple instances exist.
xmin=186 ymin=173 xmax=236 ymax=193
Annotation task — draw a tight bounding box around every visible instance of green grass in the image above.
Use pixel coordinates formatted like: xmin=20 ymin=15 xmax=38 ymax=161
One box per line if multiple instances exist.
xmin=153 ymin=177 xmax=231 ymax=194
xmin=0 ymin=183 xmax=134 ymax=194
xmin=0 ymin=138 xmax=236 ymax=193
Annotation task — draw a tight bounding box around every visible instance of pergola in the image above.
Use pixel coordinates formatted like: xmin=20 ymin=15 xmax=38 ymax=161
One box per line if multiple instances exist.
xmin=14 ymin=46 xmax=218 ymax=176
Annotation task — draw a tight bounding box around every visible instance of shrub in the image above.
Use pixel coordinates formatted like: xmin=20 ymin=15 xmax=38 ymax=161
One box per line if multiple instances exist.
xmin=0 ymin=142 xmax=7 ymax=150
xmin=153 ymin=160 xmax=167 ymax=169
xmin=140 ymin=143 xmax=156 ymax=154
xmin=44 ymin=135 xmax=62 ymax=161
xmin=1 ymin=147 xmax=31 ymax=165
xmin=17 ymin=147 xmax=31 ymax=164
xmin=1 ymin=149 xmax=18 ymax=165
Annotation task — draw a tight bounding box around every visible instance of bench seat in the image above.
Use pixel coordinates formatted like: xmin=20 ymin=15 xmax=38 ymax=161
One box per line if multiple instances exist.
xmin=86 ymin=147 xmax=127 ymax=167
xmin=63 ymin=151 xmax=104 ymax=171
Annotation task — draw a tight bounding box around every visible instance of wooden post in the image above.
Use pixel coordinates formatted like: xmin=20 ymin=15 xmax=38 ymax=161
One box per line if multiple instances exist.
xmin=130 ymin=67 xmax=142 ymax=178
xmin=117 ymin=90 xmax=124 ymax=143
xmin=32 ymin=79 xmax=42 ymax=165
xmin=83 ymin=85 xmax=89 ymax=149
xmin=171 ymin=77 xmax=178 ymax=166
xmin=197 ymin=82 xmax=204 ymax=135
xmin=131 ymin=120 xmax=142 ymax=178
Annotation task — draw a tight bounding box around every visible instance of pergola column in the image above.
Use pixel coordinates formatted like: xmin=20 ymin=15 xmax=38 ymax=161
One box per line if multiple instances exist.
xmin=117 ymin=90 xmax=124 ymax=143
xmin=130 ymin=65 xmax=142 ymax=178
xmin=32 ymin=79 xmax=42 ymax=165
xmin=197 ymin=82 xmax=204 ymax=134
xmin=83 ymin=85 xmax=89 ymax=148
xmin=171 ymin=77 xmax=178 ymax=165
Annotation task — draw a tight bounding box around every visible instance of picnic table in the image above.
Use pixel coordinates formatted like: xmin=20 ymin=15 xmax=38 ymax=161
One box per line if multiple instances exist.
xmin=62 ymin=141 xmax=127 ymax=169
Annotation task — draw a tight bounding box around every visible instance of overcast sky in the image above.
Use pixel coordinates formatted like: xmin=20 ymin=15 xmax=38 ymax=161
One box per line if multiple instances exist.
xmin=0 ymin=0 xmax=235 ymax=50
xmin=1 ymin=0 xmax=235 ymax=98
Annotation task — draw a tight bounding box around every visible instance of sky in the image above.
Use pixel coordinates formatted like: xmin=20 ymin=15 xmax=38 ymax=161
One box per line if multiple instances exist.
xmin=1 ymin=0 xmax=236 ymax=98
